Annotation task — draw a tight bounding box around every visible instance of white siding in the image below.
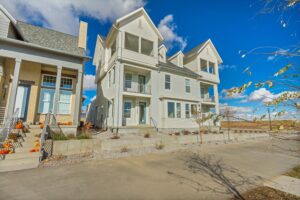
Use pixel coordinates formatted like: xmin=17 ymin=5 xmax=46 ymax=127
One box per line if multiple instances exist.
xmin=0 ymin=10 xmax=10 ymax=38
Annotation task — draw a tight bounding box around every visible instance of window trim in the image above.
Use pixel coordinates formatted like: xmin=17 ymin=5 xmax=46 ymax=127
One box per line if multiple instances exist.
xmin=167 ymin=101 xmax=175 ymax=118
xmin=125 ymin=73 xmax=132 ymax=89
xmin=123 ymin=101 xmax=132 ymax=118
xmin=124 ymin=32 xmax=139 ymax=53
xmin=141 ymin=37 xmax=154 ymax=56
xmin=176 ymin=102 xmax=181 ymax=118
xmin=185 ymin=79 xmax=191 ymax=93
xmin=200 ymin=58 xmax=208 ymax=72
xmin=185 ymin=103 xmax=191 ymax=118
xmin=165 ymin=74 xmax=171 ymax=90
xmin=41 ymin=74 xmax=73 ymax=90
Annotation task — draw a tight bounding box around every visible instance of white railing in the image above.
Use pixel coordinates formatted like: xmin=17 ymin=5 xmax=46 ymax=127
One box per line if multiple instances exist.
xmin=150 ymin=117 xmax=158 ymax=132
xmin=124 ymin=84 xmax=151 ymax=95
xmin=201 ymin=95 xmax=215 ymax=102
xmin=0 ymin=109 xmax=19 ymax=142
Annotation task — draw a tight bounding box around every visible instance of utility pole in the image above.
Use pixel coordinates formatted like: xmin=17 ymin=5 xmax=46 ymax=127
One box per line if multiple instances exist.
xmin=267 ymin=107 xmax=272 ymax=131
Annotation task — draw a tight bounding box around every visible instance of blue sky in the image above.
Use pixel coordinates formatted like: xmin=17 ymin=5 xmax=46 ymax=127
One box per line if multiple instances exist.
xmin=1 ymin=0 xmax=299 ymax=119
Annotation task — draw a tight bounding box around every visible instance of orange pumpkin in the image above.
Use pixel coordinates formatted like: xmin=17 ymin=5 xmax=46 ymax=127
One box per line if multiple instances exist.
xmin=15 ymin=122 xmax=23 ymax=129
xmin=40 ymin=123 xmax=44 ymax=129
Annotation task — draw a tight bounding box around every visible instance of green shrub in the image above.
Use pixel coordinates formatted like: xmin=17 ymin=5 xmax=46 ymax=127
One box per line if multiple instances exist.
xmin=67 ymin=134 xmax=76 ymax=140
xmin=76 ymin=133 xmax=91 ymax=140
xmin=52 ymin=133 xmax=68 ymax=140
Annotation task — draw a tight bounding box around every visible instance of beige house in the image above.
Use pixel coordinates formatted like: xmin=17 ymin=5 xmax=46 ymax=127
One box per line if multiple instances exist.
xmin=0 ymin=5 xmax=89 ymax=128
xmin=93 ymin=8 xmax=222 ymax=132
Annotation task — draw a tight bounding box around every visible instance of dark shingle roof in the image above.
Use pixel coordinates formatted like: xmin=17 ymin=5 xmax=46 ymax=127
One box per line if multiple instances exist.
xmin=158 ymin=61 xmax=200 ymax=78
xmin=16 ymin=21 xmax=85 ymax=57
xmin=184 ymin=40 xmax=207 ymax=58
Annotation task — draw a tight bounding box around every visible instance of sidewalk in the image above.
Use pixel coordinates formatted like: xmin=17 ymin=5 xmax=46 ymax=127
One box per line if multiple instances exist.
xmin=264 ymin=175 xmax=300 ymax=197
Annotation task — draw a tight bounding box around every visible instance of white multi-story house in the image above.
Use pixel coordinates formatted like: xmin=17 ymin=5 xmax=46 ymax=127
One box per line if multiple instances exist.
xmin=93 ymin=8 xmax=222 ymax=132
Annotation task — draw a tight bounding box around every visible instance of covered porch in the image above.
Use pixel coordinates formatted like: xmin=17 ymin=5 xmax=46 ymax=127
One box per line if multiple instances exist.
xmin=0 ymin=38 xmax=84 ymax=127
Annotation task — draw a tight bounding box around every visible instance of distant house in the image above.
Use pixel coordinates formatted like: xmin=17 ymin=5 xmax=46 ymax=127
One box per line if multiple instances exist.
xmin=0 ymin=5 xmax=89 ymax=131
xmin=92 ymin=7 xmax=222 ymax=132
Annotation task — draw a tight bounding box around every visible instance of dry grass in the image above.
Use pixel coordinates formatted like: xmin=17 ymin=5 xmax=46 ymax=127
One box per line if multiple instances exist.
xmin=221 ymin=120 xmax=300 ymax=131
xmin=234 ymin=186 xmax=300 ymax=200
xmin=285 ymin=165 xmax=300 ymax=179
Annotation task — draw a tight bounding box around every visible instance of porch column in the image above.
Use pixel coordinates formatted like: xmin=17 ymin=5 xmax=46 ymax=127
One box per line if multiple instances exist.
xmin=213 ymin=84 xmax=219 ymax=115
xmin=7 ymin=58 xmax=21 ymax=118
xmin=114 ymin=61 xmax=124 ymax=129
xmin=53 ymin=66 xmax=62 ymax=116
xmin=73 ymin=69 xmax=83 ymax=126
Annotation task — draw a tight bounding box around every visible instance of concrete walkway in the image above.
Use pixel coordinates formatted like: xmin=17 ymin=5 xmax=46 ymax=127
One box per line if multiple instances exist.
xmin=264 ymin=175 xmax=300 ymax=196
xmin=0 ymin=136 xmax=299 ymax=200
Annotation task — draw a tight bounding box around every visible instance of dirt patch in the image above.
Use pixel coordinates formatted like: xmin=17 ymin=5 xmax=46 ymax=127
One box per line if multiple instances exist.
xmin=285 ymin=165 xmax=300 ymax=179
xmin=234 ymin=186 xmax=300 ymax=200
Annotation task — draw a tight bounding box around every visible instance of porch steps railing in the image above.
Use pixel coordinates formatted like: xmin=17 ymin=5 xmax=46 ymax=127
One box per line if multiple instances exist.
xmin=0 ymin=106 xmax=6 ymax=125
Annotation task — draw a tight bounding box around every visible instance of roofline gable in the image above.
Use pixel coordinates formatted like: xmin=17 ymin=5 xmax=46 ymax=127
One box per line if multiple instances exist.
xmin=168 ymin=50 xmax=184 ymax=61
xmin=115 ymin=7 xmax=164 ymax=41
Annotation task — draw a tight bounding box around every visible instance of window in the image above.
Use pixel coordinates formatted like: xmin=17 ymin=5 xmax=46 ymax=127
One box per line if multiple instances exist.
xmin=112 ymin=67 xmax=115 ymax=84
xmin=209 ymin=62 xmax=215 ymax=74
xmin=167 ymin=102 xmax=175 ymax=118
xmin=185 ymin=104 xmax=190 ymax=118
xmin=124 ymin=102 xmax=131 ymax=118
xmin=200 ymin=59 xmax=208 ymax=72
xmin=125 ymin=74 xmax=132 ymax=88
xmin=185 ymin=79 xmax=191 ymax=93
xmin=191 ymin=104 xmax=197 ymax=118
xmin=42 ymin=75 xmax=56 ymax=87
xmin=60 ymin=77 xmax=72 ymax=89
xmin=107 ymin=101 xmax=111 ymax=117
xmin=111 ymin=40 xmax=116 ymax=57
xmin=141 ymin=38 xmax=154 ymax=56
xmin=108 ymin=71 xmax=111 ymax=87
xmin=125 ymin=32 xmax=139 ymax=52
xmin=165 ymin=74 xmax=171 ymax=90
xmin=39 ymin=74 xmax=73 ymax=114
xmin=58 ymin=90 xmax=72 ymax=114
xmin=176 ymin=103 xmax=181 ymax=118
xmin=39 ymin=89 xmax=55 ymax=113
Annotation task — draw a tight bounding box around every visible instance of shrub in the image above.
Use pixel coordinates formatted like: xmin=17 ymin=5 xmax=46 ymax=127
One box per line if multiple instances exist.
xmin=120 ymin=146 xmax=129 ymax=153
xmin=155 ymin=142 xmax=164 ymax=150
xmin=67 ymin=134 xmax=76 ymax=140
xmin=51 ymin=133 xmax=68 ymax=140
xmin=144 ymin=133 xmax=150 ymax=138
xmin=76 ymin=133 xmax=91 ymax=140
xmin=174 ymin=132 xmax=180 ymax=136
xmin=192 ymin=131 xmax=199 ymax=135
xmin=182 ymin=130 xmax=191 ymax=135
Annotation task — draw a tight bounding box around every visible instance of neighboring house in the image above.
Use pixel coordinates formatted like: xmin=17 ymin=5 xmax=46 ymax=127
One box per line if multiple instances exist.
xmin=0 ymin=5 xmax=89 ymax=130
xmin=92 ymin=7 xmax=222 ymax=132
xmin=85 ymin=99 xmax=97 ymax=125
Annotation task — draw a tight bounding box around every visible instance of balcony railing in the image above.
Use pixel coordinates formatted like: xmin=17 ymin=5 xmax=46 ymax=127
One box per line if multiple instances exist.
xmin=201 ymin=95 xmax=215 ymax=102
xmin=124 ymin=84 xmax=151 ymax=95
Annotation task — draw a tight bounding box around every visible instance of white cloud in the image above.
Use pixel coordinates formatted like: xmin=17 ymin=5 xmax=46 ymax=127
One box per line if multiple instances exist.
xmin=220 ymin=103 xmax=252 ymax=113
xmin=245 ymin=88 xmax=295 ymax=103
xmin=0 ymin=0 xmax=145 ymax=35
xmin=219 ymin=64 xmax=237 ymax=71
xmin=83 ymin=74 xmax=96 ymax=90
xmin=158 ymin=14 xmax=187 ymax=51
xmin=267 ymin=56 xmax=275 ymax=61
xmin=91 ymin=95 xmax=96 ymax=101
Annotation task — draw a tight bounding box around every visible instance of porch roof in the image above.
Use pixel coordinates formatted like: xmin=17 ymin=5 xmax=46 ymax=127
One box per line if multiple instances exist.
xmin=158 ymin=61 xmax=201 ymax=79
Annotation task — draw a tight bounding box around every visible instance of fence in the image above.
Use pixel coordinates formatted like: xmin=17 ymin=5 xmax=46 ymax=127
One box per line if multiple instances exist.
xmin=0 ymin=109 xmax=19 ymax=142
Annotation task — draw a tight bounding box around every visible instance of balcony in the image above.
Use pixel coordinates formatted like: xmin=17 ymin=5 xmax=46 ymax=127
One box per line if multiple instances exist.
xmin=124 ymin=84 xmax=151 ymax=95
xmin=201 ymin=95 xmax=215 ymax=102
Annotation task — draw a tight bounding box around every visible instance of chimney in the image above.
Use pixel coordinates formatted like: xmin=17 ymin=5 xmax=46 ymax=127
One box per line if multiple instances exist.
xmin=78 ymin=21 xmax=88 ymax=50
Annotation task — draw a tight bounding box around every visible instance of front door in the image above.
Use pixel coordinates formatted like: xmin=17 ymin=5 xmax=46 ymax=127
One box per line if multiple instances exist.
xmin=139 ymin=102 xmax=146 ymax=124
xmin=138 ymin=75 xmax=146 ymax=93
xmin=14 ymin=85 xmax=31 ymax=121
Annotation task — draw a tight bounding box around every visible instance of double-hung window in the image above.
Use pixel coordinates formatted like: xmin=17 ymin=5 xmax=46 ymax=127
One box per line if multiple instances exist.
xmin=39 ymin=74 xmax=73 ymax=114
xmin=185 ymin=79 xmax=191 ymax=93
xmin=124 ymin=101 xmax=132 ymax=118
xmin=185 ymin=104 xmax=190 ymax=118
xmin=165 ymin=74 xmax=171 ymax=90
xmin=167 ymin=102 xmax=175 ymax=118
xmin=176 ymin=103 xmax=181 ymax=118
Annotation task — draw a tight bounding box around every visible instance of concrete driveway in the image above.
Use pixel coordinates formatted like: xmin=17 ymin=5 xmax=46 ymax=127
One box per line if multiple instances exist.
xmin=0 ymin=137 xmax=299 ymax=200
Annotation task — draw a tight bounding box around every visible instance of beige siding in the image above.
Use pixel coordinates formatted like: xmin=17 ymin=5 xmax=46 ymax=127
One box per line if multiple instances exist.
xmin=0 ymin=10 xmax=10 ymax=37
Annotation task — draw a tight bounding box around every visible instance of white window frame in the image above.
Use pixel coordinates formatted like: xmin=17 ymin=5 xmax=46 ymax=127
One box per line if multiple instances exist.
xmin=167 ymin=101 xmax=175 ymax=118
xmin=123 ymin=101 xmax=132 ymax=118
xmin=176 ymin=102 xmax=181 ymax=118
xmin=165 ymin=74 xmax=171 ymax=90
xmin=185 ymin=79 xmax=191 ymax=93
xmin=125 ymin=73 xmax=132 ymax=89
xmin=185 ymin=103 xmax=191 ymax=118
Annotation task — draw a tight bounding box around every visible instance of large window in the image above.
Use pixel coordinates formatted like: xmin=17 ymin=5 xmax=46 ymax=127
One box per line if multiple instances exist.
xmin=200 ymin=59 xmax=208 ymax=72
xmin=185 ymin=79 xmax=191 ymax=93
xmin=124 ymin=101 xmax=132 ymax=118
xmin=176 ymin=103 xmax=181 ymax=118
xmin=167 ymin=102 xmax=175 ymax=118
xmin=39 ymin=74 xmax=72 ymax=114
xmin=165 ymin=74 xmax=171 ymax=90
xmin=125 ymin=33 xmax=139 ymax=52
xmin=185 ymin=104 xmax=190 ymax=118
xmin=141 ymin=38 xmax=154 ymax=56
xmin=125 ymin=73 xmax=132 ymax=89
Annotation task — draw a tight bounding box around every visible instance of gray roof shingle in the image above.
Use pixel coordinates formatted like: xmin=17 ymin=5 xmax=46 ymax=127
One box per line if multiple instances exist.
xmin=158 ymin=61 xmax=200 ymax=78
xmin=16 ymin=21 xmax=85 ymax=57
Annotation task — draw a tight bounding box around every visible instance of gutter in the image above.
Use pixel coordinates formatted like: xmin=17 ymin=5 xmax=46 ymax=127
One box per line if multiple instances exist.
xmin=0 ymin=37 xmax=91 ymax=60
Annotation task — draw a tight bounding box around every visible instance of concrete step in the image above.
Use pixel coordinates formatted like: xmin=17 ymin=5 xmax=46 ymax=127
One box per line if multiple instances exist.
xmin=14 ymin=146 xmax=36 ymax=153
xmin=0 ymin=157 xmax=39 ymax=172
xmin=4 ymin=152 xmax=40 ymax=160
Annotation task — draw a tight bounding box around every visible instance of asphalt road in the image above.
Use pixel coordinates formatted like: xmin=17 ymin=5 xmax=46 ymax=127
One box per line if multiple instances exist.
xmin=0 ymin=136 xmax=299 ymax=200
